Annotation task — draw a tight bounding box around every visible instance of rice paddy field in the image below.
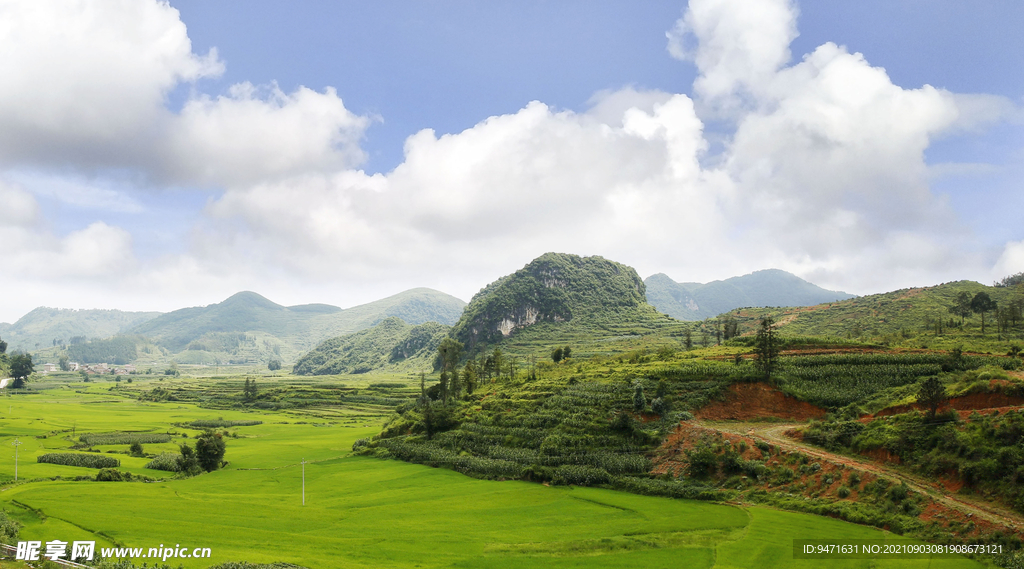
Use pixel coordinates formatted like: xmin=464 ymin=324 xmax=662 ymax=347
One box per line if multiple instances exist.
xmin=0 ymin=374 xmax=990 ymax=568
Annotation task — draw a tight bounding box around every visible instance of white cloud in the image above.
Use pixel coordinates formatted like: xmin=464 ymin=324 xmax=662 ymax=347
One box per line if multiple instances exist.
xmin=0 ymin=181 xmax=135 ymax=282
xmin=198 ymin=0 xmax=1002 ymax=297
xmin=0 ymin=182 xmax=40 ymax=226
xmin=667 ymin=0 xmax=799 ymax=114
xmin=0 ymin=0 xmax=1020 ymax=320
xmin=0 ymin=0 xmax=221 ymax=167
xmin=0 ymin=0 xmax=369 ymax=188
xmin=166 ymin=83 xmax=371 ymax=187
xmin=8 ymin=172 xmax=145 ymax=214
xmin=994 ymin=241 xmax=1024 ymax=281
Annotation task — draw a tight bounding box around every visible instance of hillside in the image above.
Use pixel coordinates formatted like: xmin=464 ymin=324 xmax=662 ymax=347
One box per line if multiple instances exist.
xmin=449 ymin=253 xmax=686 ymax=355
xmin=734 ymin=280 xmax=1024 ymax=344
xmin=293 ymin=317 xmax=449 ymax=375
xmin=0 ymin=307 xmax=161 ymax=353
xmin=645 ymin=269 xmax=854 ymax=321
xmin=129 ymin=288 xmax=465 ymax=365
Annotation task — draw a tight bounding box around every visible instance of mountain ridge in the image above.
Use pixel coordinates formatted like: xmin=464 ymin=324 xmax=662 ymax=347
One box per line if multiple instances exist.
xmin=645 ymin=269 xmax=855 ymax=321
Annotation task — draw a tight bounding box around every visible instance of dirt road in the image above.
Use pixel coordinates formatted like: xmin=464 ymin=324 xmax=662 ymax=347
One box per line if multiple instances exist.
xmin=700 ymin=420 xmax=1024 ymax=532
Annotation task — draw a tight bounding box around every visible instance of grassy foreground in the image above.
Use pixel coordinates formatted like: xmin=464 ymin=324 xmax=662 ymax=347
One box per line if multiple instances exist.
xmin=0 ymin=379 xmax=988 ymax=568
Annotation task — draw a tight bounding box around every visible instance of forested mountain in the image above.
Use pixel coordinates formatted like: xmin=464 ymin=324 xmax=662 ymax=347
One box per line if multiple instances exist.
xmin=0 ymin=307 xmax=161 ymax=353
xmin=450 ymin=253 xmax=677 ymax=354
xmin=293 ymin=317 xmax=449 ymax=375
xmin=645 ymin=269 xmax=854 ymax=321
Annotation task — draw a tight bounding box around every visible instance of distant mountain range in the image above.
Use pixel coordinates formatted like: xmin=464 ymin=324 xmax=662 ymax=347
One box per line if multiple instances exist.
xmin=2 ymin=288 xmax=466 ymax=365
xmin=0 ymin=308 xmax=160 ymax=353
xmin=644 ymin=269 xmax=855 ymax=321
xmin=0 ymin=260 xmax=872 ymax=369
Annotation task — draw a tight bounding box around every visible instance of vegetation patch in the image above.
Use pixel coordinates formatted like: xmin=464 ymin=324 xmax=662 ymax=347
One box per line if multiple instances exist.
xmin=37 ymin=453 xmax=120 ymax=469
xmin=188 ymin=419 xmax=263 ymax=428
xmin=79 ymin=432 xmax=173 ymax=446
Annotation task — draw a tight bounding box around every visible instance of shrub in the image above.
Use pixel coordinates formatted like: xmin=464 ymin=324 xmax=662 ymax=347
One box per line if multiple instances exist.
xmin=837 ymin=486 xmax=851 ymax=498
xmin=0 ymin=510 xmax=20 ymax=546
xmin=95 ymin=468 xmax=130 ymax=482
xmin=551 ymin=464 xmax=610 ymax=486
xmin=145 ymin=453 xmax=181 ymax=472
xmin=37 ymin=453 xmax=119 ymax=469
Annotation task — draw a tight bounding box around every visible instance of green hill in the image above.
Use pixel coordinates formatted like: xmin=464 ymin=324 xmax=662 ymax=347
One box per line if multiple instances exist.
xmin=761 ymin=280 xmax=1023 ymax=341
xmin=645 ymin=269 xmax=854 ymax=321
xmin=293 ymin=317 xmax=449 ymax=375
xmin=128 ymin=288 xmax=465 ymax=365
xmin=450 ymin=253 xmax=689 ymax=358
xmin=0 ymin=307 xmax=161 ymax=353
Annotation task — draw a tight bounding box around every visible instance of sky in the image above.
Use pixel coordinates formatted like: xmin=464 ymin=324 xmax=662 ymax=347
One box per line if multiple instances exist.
xmin=1 ymin=0 xmax=1022 ymax=323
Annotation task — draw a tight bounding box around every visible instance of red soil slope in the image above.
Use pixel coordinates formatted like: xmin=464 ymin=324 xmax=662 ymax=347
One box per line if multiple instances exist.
xmin=694 ymin=383 xmax=827 ymax=421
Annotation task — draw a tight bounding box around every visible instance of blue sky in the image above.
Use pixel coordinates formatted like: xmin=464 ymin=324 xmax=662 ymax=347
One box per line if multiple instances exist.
xmin=0 ymin=0 xmax=1021 ymax=322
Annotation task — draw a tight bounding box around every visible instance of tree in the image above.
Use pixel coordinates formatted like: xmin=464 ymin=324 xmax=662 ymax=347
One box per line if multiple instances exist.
xmin=129 ymin=441 xmax=144 ymax=456
xmin=58 ymin=354 xmax=70 ymax=372
xmin=195 ymin=431 xmax=226 ymax=472
xmin=243 ymin=378 xmax=258 ymax=401
xmin=753 ymin=316 xmax=780 ymax=382
xmin=970 ymin=292 xmax=997 ymax=335
xmin=0 ymin=338 xmax=6 ymax=354
xmin=917 ymin=376 xmax=946 ymax=420
xmin=419 ymin=371 xmax=427 ymax=405
xmin=722 ymin=315 xmax=740 ymax=340
xmin=176 ymin=442 xmax=201 ymax=476
xmin=683 ymin=329 xmax=693 ymax=351
xmin=562 ymin=346 xmax=572 ymax=359
xmin=551 ymin=347 xmax=563 ymax=363
xmin=463 ymin=362 xmax=478 ymax=395
xmin=949 ymin=291 xmax=973 ymax=326
xmin=10 ymin=354 xmax=33 ymax=389
xmin=267 ymin=359 xmax=282 ymax=371
xmin=491 ymin=348 xmax=504 ymax=381
xmin=436 ymin=338 xmax=463 ymax=402
xmin=633 ymin=382 xmax=647 ymax=412
xmin=449 ymin=367 xmax=462 ymax=400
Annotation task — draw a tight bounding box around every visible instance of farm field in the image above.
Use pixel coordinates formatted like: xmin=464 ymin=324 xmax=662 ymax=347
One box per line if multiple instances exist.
xmin=0 ymin=376 xmax=990 ymax=568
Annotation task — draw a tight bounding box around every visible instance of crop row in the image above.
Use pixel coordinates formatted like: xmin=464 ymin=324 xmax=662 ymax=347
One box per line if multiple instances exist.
xmin=188 ymin=420 xmax=263 ymax=428
xmin=37 ymin=453 xmax=120 ymax=469
xmin=79 ymin=432 xmax=172 ymax=445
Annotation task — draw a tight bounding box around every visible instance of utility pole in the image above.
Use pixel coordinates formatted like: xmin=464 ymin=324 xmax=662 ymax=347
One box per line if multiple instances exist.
xmin=12 ymin=439 xmax=21 ymax=481
xmin=301 ymin=458 xmax=306 ymax=505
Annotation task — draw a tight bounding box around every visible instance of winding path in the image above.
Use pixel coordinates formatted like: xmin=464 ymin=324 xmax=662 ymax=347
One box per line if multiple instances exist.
xmin=699 ymin=419 xmax=1024 ymax=533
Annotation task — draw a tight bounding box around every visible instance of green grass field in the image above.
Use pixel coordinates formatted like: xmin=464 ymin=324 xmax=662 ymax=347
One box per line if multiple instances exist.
xmin=0 ymin=377 xmax=991 ymax=568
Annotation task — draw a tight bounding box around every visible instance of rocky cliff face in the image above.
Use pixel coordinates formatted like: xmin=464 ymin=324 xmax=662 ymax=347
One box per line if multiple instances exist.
xmin=451 ymin=253 xmax=646 ymax=350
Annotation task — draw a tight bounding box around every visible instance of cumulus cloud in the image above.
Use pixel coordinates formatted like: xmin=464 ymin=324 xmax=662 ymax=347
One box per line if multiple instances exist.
xmin=0 ymin=0 xmax=369 ymax=187
xmin=0 ymin=0 xmax=1019 ymax=319
xmin=0 ymin=0 xmax=221 ymax=166
xmin=0 ymin=182 xmax=134 ymax=280
xmin=667 ymin=0 xmax=799 ymax=114
xmin=166 ymin=83 xmax=371 ymax=186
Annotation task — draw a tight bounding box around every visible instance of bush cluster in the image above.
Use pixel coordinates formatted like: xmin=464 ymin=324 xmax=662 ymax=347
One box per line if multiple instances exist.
xmin=37 ymin=453 xmax=119 ymax=469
